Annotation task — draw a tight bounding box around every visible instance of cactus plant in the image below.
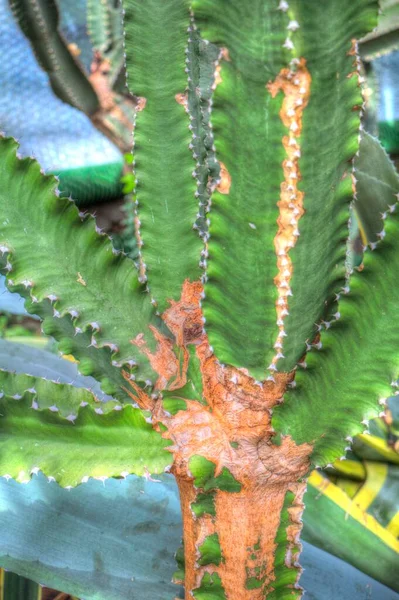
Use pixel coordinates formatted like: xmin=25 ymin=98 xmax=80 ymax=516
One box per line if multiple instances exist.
xmin=8 ymin=0 xmax=136 ymax=153
xmin=1 ymin=466 xmax=398 ymax=600
xmin=1 ymin=0 xmax=399 ymax=597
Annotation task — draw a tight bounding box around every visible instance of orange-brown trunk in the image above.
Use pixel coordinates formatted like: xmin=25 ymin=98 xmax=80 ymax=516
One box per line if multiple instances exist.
xmin=176 ymin=475 xmax=306 ymax=600
xmin=121 ymin=282 xmax=312 ymax=598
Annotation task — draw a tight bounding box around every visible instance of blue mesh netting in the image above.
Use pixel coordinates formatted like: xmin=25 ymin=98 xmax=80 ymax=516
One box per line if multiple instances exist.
xmin=0 ymin=0 xmax=123 ymax=202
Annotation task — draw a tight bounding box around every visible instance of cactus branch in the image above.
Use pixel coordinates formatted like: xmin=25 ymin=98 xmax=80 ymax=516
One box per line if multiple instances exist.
xmin=0 ymin=391 xmax=170 ymax=487
xmin=123 ymin=0 xmax=205 ymax=309
xmin=191 ymin=0 xmax=378 ymax=378
xmin=0 ymin=136 xmax=161 ymax=383
xmin=273 ymin=199 xmax=399 ymax=465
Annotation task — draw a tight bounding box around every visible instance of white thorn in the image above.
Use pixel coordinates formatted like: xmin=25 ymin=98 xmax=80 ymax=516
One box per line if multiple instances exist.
xmin=283 ymin=38 xmax=295 ymax=51
xmin=287 ymin=20 xmax=300 ymax=31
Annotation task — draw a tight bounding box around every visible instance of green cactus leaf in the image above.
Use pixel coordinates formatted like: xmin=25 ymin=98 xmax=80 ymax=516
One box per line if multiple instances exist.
xmin=197 ymin=533 xmax=222 ymax=567
xmin=276 ymin=0 xmax=378 ymax=372
xmin=347 ymin=132 xmax=399 ymax=272
xmin=0 ymin=391 xmax=171 ymax=486
xmin=162 ymin=397 xmax=187 ymax=416
xmin=9 ymin=0 xmax=99 ymax=115
xmin=87 ymin=0 xmax=112 ymax=53
xmin=0 ymin=136 xmax=161 ymax=384
xmin=192 ymin=572 xmax=226 ymax=600
xmin=273 ymin=209 xmax=399 ymax=466
xmin=191 ymin=1 xmax=286 ymax=378
xmin=189 ymin=455 xmax=242 ymax=492
xmin=87 ymin=0 xmax=124 ymax=87
xmin=191 ymin=491 xmax=216 ymax=517
xmin=263 ymin=492 xmax=301 ymax=599
xmin=0 ymin=368 xmax=121 ymax=415
xmin=53 ymin=161 xmax=124 ymax=207
xmin=354 ymin=132 xmax=399 ymax=244
xmin=123 ymin=0 xmax=203 ymax=310
xmin=193 ymin=0 xmax=378 ymax=378
xmin=21 ymin=298 xmax=131 ymax=402
xmin=187 ymin=30 xmax=220 ymax=238
xmin=189 ymin=455 xmax=241 ymax=493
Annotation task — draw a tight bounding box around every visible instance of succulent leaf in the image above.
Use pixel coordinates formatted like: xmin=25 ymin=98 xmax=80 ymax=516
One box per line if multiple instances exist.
xmin=0 ymin=136 xmax=161 ymax=383
xmin=0 ymin=392 xmax=171 ymax=486
xmin=22 ymin=297 xmax=132 ymax=402
xmin=0 ymin=473 xmax=184 ymax=600
xmin=353 ymin=433 xmax=399 ymax=464
xmin=0 ymin=339 xmax=109 ymax=402
xmin=0 ymin=368 xmax=120 ymax=415
xmin=352 ymin=462 xmax=399 ymax=535
xmin=303 ymin=470 xmax=399 ymax=592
